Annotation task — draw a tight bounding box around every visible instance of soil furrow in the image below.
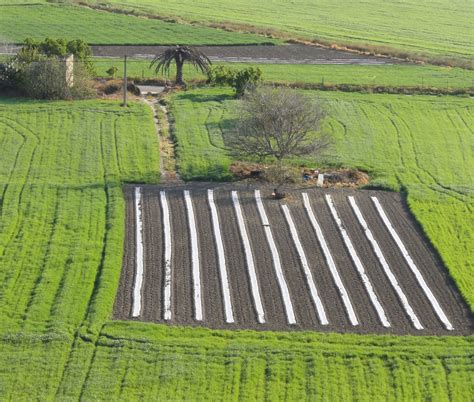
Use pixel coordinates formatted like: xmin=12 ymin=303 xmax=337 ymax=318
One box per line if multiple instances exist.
xmin=141 ymin=186 xmax=164 ymax=322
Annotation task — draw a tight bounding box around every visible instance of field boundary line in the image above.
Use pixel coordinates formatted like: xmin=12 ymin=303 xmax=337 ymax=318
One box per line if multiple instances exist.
xmin=348 ymin=196 xmax=423 ymax=330
xmin=208 ymin=189 xmax=234 ymax=323
xmin=254 ymin=190 xmax=296 ymax=325
xmin=316 ymin=194 xmax=388 ymax=327
xmin=184 ymin=190 xmax=203 ymax=321
xmin=132 ymin=187 xmax=144 ymax=317
xmin=371 ymin=196 xmax=453 ymax=330
xmin=160 ymin=191 xmax=172 ymax=321
xmin=232 ymin=191 xmax=265 ymax=323
xmin=282 ymin=204 xmax=328 ymax=325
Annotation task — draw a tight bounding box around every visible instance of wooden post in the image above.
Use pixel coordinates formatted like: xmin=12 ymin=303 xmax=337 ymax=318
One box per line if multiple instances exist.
xmin=123 ymin=55 xmax=128 ymax=107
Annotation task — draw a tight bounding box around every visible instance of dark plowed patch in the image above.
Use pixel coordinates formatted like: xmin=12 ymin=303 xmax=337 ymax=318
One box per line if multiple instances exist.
xmin=92 ymin=44 xmax=398 ymax=65
xmin=114 ymin=184 xmax=473 ymax=335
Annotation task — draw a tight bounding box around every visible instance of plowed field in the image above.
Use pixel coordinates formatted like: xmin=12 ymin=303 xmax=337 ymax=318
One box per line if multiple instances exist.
xmin=115 ymin=184 xmax=473 ymax=335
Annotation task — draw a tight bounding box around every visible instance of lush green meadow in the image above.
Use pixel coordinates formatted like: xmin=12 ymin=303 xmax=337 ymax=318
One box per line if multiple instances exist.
xmin=0 ymin=96 xmax=472 ymax=399
xmin=0 ymin=99 xmax=159 ymax=335
xmin=87 ymin=0 xmax=473 ymax=62
xmin=169 ymin=88 xmax=474 ymax=309
xmin=93 ymin=58 xmax=474 ymax=89
xmin=0 ymin=3 xmax=277 ymax=45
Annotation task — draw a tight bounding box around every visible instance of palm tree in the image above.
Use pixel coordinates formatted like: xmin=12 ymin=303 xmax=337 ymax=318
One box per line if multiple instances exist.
xmin=149 ymin=45 xmax=211 ymax=86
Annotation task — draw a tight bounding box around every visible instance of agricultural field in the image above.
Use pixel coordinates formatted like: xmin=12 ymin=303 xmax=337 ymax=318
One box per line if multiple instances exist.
xmin=168 ymin=88 xmax=474 ymax=310
xmin=0 ymin=99 xmax=159 ymax=334
xmin=84 ymin=0 xmax=474 ymax=62
xmin=92 ymin=58 xmax=474 ymax=89
xmin=116 ymin=184 xmax=472 ymax=335
xmin=0 ymin=3 xmax=278 ymax=45
xmin=0 ymin=95 xmax=473 ymax=398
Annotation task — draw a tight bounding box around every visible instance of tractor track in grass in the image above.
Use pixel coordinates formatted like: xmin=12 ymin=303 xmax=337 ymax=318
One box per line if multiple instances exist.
xmin=114 ymin=184 xmax=473 ymax=335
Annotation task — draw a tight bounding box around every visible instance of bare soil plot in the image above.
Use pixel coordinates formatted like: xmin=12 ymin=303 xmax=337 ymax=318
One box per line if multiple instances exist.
xmin=114 ymin=184 xmax=473 ymax=335
xmin=92 ymin=44 xmax=396 ymax=65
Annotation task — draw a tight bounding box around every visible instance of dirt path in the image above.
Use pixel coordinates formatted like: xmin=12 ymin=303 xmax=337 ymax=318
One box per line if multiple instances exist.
xmin=141 ymin=97 xmax=182 ymax=184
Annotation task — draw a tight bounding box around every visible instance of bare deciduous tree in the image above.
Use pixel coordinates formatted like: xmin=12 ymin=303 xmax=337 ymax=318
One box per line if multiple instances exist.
xmin=228 ymin=86 xmax=331 ymax=192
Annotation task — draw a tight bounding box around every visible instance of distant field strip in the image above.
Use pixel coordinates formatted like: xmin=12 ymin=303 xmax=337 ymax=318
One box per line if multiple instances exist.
xmin=132 ymin=186 xmax=144 ymax=317
xmin=232 ymin=191 xmax=265 ymax=323
xmin=92 ymin=0 xmax=474 ymax=60
xmin=0 ymin=4 xmax=278 ymax=45
xmin=116 ymin=186 xmax=471 ymax=335
xmin=92 ymin=59 xmax=474 ymax=89
xmin=371 ymin=196 xmax=453 ymax=330
xmin=184 ymin=190 xmax=203 ymax=321
xmin=314 ymin=193 xmax=389 ymax=327
xmin=348 ymin=196 xmax=423 ymax=330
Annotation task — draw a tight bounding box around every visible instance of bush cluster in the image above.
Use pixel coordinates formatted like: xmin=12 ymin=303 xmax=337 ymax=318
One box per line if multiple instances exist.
xmin=0 ymin=37 xmax=95 ymax=100
xmin=207 ymin=65 xmax=262 ymax=97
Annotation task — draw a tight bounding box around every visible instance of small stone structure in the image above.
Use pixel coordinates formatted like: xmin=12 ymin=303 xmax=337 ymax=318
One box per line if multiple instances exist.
xmin=64 ymin=54 xmax=74 ymax=87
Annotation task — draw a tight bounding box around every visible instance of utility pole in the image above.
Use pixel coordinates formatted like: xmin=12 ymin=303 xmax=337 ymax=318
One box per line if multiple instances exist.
xmin=123 ymin=55 xmax=128 ymax=107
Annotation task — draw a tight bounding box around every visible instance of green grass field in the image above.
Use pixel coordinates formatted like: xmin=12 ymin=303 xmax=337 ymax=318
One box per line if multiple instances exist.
xmin=0 ymin=96 xmax=472 ymax=399
xmin=168 ymin=88 xmax=474 ymax=310
xmin=92 ymin=58 xmax=474 ymax=89
xmin=85 ymin=0 xmax=474 ymax=62
xmin=0 ymin=3 xmax=278 ymax=45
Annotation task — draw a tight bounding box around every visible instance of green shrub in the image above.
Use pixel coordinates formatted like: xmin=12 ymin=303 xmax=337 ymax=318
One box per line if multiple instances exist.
xmin=207 ymin=65 xmax=262 ymax=96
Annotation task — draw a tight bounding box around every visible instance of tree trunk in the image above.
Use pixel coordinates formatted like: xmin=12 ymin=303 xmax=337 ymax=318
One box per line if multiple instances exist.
xmin=175 ymin=57 xmax=184 ymax=86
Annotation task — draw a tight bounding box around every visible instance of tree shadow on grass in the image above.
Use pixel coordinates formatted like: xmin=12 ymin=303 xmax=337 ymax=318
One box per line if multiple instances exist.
xmin=176 ymin=91 xmax=235 ymax=104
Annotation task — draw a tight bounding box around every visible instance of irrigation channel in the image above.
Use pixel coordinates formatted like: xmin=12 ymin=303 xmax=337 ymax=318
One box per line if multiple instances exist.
xmin=114 ymin=185 xmax=473 ymax=335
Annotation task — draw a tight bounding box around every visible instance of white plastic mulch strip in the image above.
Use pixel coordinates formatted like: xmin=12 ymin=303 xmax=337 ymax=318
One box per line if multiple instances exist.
xmin=232 ymin=191 xmax=265 ymax=324
xmin=184 ymin=190 xmax=203 ymax=321
xmin=160 ymin=191 xmax=172 ymax=321
xmin=208 ymin=189 xmax=234 ymax=323
xmin=303 ymin=194 xmax=357 ymax=326
xmin=132 ymin=186 xmax=144 ymax=318
xmin=318 ymin=194 xmax=389 ymax=327
xmin=348 ymin=196 xmax=423 ymax=330
xmin=282 ymin=204 xmax=328 ymax=325
xmin=254 ymin=190 xmax=296 ymax=325
xmin=371 ymin=196 xmax=453 ymax=331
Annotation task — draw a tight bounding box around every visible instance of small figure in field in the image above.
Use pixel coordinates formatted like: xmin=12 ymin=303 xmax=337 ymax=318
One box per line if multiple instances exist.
xmin=271 ymin=188 xmax=284 ymax=199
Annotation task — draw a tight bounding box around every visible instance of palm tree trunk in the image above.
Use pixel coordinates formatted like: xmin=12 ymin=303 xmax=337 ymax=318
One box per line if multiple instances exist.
xmin=175 ymin=58 xmax=184 ymax=86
